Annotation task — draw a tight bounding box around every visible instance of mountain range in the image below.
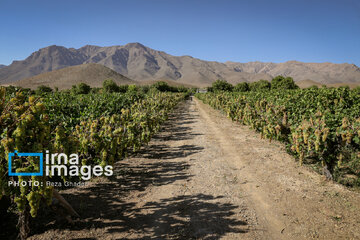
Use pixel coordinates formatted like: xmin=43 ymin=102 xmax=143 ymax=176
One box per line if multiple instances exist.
xmin=0 ymin=43 xmax=359 ymax=87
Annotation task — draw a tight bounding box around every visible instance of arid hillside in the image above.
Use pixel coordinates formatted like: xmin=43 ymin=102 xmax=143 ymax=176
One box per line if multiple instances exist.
xmin=14 ymin=63 xmax=135 ymax=90
xmin=297 ymin=79 xmax=360 ymax=89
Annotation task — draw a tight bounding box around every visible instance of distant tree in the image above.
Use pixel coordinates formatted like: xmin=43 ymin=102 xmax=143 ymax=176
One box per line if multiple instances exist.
xmin=118 ymin=85 xmax=128 ymax=93
xmin=249 ymin=80 xmax=271 ymax=91
xmin=212 ymin=79 xmax=233 ymax=92
xmin=234 ymin=82 xmax=249 ymax=92
xmin=271 ymin=76 xmax=298 ymax=90
xmin=71 ymin=83 xmax=91 ymax=94
xmin=90 ymin=87 xmax=101 ymax=94
xmin=150 ymin=81 xmax=189 ymax=92
xmin=177 ymin=86 xmax=188 ymax=93
xmin=36 ymin=85 xmax=53 ymax=94
xmin=207 ymin=86 xmax=214 ymax=92
xmin=308 ymin=85 xmax=319 ymax=89
xmin=141 ymin=85 xmax=150 ymax=94
xmin=78 ymin=83 xmax=91 ymax=94
xmin=103 ymin=79 xmax=119 ymax=93
xmin=152 ymin=81 xmax=173 ymax=92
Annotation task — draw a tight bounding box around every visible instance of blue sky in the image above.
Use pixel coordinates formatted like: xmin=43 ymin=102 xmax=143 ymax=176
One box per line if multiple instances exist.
xmin=0 ymin=0 xmax=359 ymax=66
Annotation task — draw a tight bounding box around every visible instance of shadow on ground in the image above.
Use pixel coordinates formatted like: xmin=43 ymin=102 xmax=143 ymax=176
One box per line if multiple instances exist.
xmin=108 ymin=194 xmax=249 ymax=239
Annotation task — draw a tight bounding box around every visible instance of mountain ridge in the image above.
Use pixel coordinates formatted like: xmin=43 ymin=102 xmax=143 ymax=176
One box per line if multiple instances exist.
xmin=0 ymin=43 xmax=359 ymax=87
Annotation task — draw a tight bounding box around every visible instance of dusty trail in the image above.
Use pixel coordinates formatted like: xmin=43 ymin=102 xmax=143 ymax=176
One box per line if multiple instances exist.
xmin=30 ymin=97 xmax=360 ymax=240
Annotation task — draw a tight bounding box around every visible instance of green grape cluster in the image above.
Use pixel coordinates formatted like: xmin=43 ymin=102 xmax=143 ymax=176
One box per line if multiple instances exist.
xmin=0 ymin=88 xmax=53 ymax=218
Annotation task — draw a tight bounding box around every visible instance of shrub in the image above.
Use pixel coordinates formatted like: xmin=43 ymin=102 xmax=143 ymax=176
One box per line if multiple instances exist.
xmin=308 ymin=85 xmax=319 ymax=89
xmin=271 ymin=76 xmax=298 ymax=90
xmin=234 ymin=82 xmax=249 ymax=92
xmin=212 ymin=79 xmax=233 ymax=92
xmin=118 ymin=85 xmax=128 ymax=93
xmin=71 ymin=83 xmax=91 ymax=94
xmin=141 ymin=85 xmax=150 ymax=94
xmin=207 ymin=86 xmax=214 ymax=92
xmin=103 ymin=79 xmax=119 ymax=93
xmin=152 ymin=81 xmax=173 ymax=92
xmin=36 ymin=85 xmax=53 ymax=94
xmin=249 ymin=80 xmax=271 ymax=91
xmin=90 ymin=87 xmax=101 ymax=94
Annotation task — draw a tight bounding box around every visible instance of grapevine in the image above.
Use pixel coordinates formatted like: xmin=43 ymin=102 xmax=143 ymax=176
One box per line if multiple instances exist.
xmin=0 ymin=86 xmax=187 ymax=239
xmin=196 ymin=87 xmax=360 ymax=186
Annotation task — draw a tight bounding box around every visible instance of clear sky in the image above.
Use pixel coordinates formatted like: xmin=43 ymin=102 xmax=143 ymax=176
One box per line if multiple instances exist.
xmin=0 ymin=0 xmax=359 ymax=66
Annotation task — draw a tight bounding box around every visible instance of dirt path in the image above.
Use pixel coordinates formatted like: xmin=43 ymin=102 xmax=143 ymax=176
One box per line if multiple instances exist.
xmin=30 ymin=97 xmax=360 ymax=239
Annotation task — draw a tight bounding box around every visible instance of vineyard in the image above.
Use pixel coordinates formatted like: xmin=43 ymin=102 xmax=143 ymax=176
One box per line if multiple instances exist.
xmin=196 ymin=87 xmax=360 ymax=186
xmin=0 ymin=86 xmax=187 ymax=239
xmin=2 ymin=0 xmax=360 ymax=237
xmin=1 ymin=82 xmax=360 ymax=239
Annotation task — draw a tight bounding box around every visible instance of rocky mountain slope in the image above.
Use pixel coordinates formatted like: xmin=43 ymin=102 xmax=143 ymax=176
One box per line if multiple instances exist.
xmin=225 ymin=61 xmax=360 ymax=84
xmin=1 ymin=43 xmax=359 ymax=87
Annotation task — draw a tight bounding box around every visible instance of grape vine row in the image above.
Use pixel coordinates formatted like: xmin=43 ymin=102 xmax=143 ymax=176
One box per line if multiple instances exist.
xmin=196 ymin=87 xmax=360 ymax=186
xmin=1 ymin=88 xmax=186 ymax=221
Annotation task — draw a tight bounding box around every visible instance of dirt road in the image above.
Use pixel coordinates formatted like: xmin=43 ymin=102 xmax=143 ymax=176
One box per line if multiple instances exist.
xmin=30 ymin=97 xmax=360 ymax=239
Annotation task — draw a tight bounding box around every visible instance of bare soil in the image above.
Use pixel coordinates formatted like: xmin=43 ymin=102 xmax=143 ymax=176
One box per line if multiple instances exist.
xmin=28 ymin=97 xmax=360 ymax=239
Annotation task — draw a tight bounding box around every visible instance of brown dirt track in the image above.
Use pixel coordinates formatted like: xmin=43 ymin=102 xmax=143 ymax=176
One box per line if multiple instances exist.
xmin=29 ymin=97 xmax=360 ymax=240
